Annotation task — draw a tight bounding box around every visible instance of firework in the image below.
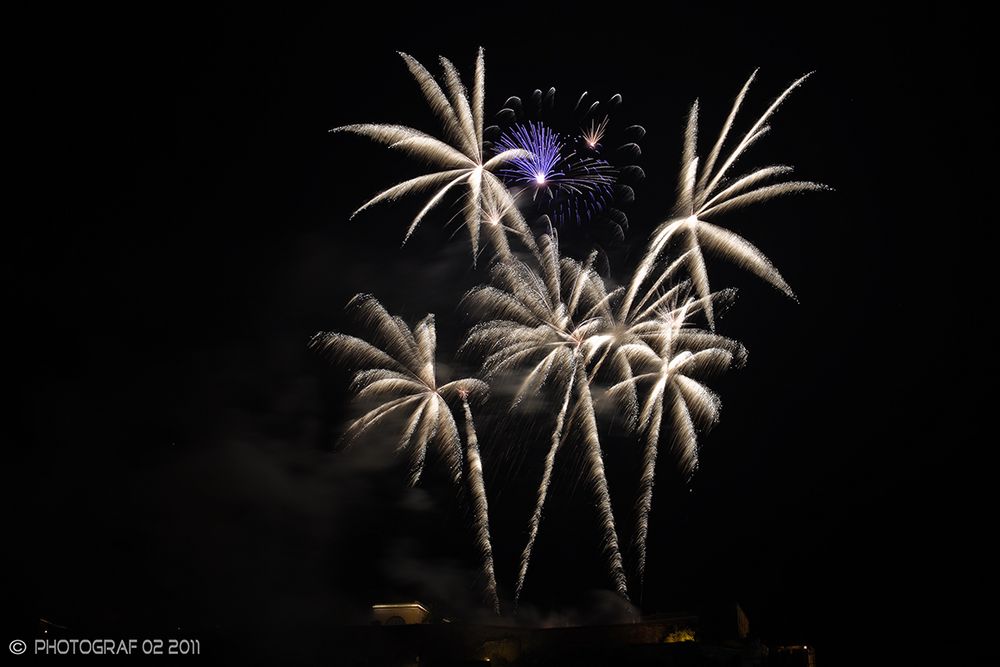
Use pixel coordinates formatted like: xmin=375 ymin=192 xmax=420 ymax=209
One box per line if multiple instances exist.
xmin=582 ymin=115 xmax=610 ymax=149
xmin=495 ymin=122 xmax=564 ymax=186
xmin=321 ymin=53 xmax=827 ymax=610
xmin=490 ymin=88 xmax=644 ymax=241
xmin=311 ymin=295 xmax=499 ymax=610
xmin=494 ymin=121 xmax=618 ymax=234
xmin=332 ymin=50 xmax=537 ymax=264
xmin=457 ymin=383 xmax=499 ymax=614
xmin=462 ymin=235 xmax=628 ymax=604
xmin=632 ymin=71 xmax=828 ymax=328
xmin=605 ymin=293 xmax=745 ymax=589
xmin=495 ymin=121 xmax=616 ymax=200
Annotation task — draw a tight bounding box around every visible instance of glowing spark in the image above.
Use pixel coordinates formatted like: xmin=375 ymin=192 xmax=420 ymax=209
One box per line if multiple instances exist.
xmin=582 ymin=116 xmax=609 ymax=149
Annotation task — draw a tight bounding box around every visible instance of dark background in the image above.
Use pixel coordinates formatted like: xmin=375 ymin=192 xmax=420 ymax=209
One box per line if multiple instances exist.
xmin=6 ymin=5 xmax=993 ymax=665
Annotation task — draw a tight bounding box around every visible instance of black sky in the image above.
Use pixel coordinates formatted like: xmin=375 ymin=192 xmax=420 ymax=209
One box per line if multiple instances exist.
xmin=6 ymin=5 xmax=994 ymax=666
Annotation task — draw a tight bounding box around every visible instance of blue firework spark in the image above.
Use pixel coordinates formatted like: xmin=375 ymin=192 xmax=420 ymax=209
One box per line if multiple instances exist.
xmin=495 ymin=122 xmax=564 ymax=185
xmin=494 ymin=121 xmax=616 ymax=225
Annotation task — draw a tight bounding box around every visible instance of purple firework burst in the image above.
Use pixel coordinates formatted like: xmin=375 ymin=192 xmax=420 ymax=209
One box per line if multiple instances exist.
xmin=495 ymin=122 xmax=565 ymax=185
xmin=494 ymin=121 xmax=616 ymax=225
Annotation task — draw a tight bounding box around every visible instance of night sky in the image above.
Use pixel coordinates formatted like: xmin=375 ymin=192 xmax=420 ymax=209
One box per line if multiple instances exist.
xmin=6 ymin=6 xmax=993 ymax=666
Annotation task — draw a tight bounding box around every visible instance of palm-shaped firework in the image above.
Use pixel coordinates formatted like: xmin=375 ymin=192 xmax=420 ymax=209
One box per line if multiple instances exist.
xmin=321 ymin=51 xmax=825 ymax=612
xmin=311 ymin=294 xmax=499 ymax=611
xmin=463 ymin=235 xmax=628 ymax=604
xmin=627 ymin=71 xmax=828 ymax=328
xmin=606 ymin=293 xmax=746 ymax=590
xmin=334 ymin=49 xmax=537 ymax=263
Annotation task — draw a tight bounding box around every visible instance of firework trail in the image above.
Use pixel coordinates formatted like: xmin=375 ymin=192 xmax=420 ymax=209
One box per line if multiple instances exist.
xmin=457 ymin=383 xmax=500 ymax=614
xmin=463 ymin=235 xmax=629 ymax=603
xmin=476 ymin=186 xmax=521 ymax=262
xmin=572 ymin=360 xmax=629 ymax=598
xmin=514 ymin=356 xmax=575 ymax=606
xmin=629 ymin=71 xmax=827 ymax=328
xmin=606 ymin=294 xmax=745 ymax=590
xmin=332 ymin=49 xmax=537 ymax=264
xmin=311 ymin=295 xmax=501 ymax=612
xmin=590 ymin=97 xmax=813 ymax=583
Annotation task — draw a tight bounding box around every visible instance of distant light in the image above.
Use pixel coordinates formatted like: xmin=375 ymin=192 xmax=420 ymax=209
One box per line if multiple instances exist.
xmin=535 ymin=172 xmax=546 ymax=184
xmin=372 ymin=602 xmax=430 ymax=614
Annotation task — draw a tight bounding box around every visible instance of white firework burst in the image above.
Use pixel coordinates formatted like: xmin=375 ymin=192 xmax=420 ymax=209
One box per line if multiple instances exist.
xmin=333 ymin=49 xmax=537 ymax=263
xmin=311 ymin=294 xmax=499 ymax=610
xmin=630 ymin=71 xmax=828 ymax=328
